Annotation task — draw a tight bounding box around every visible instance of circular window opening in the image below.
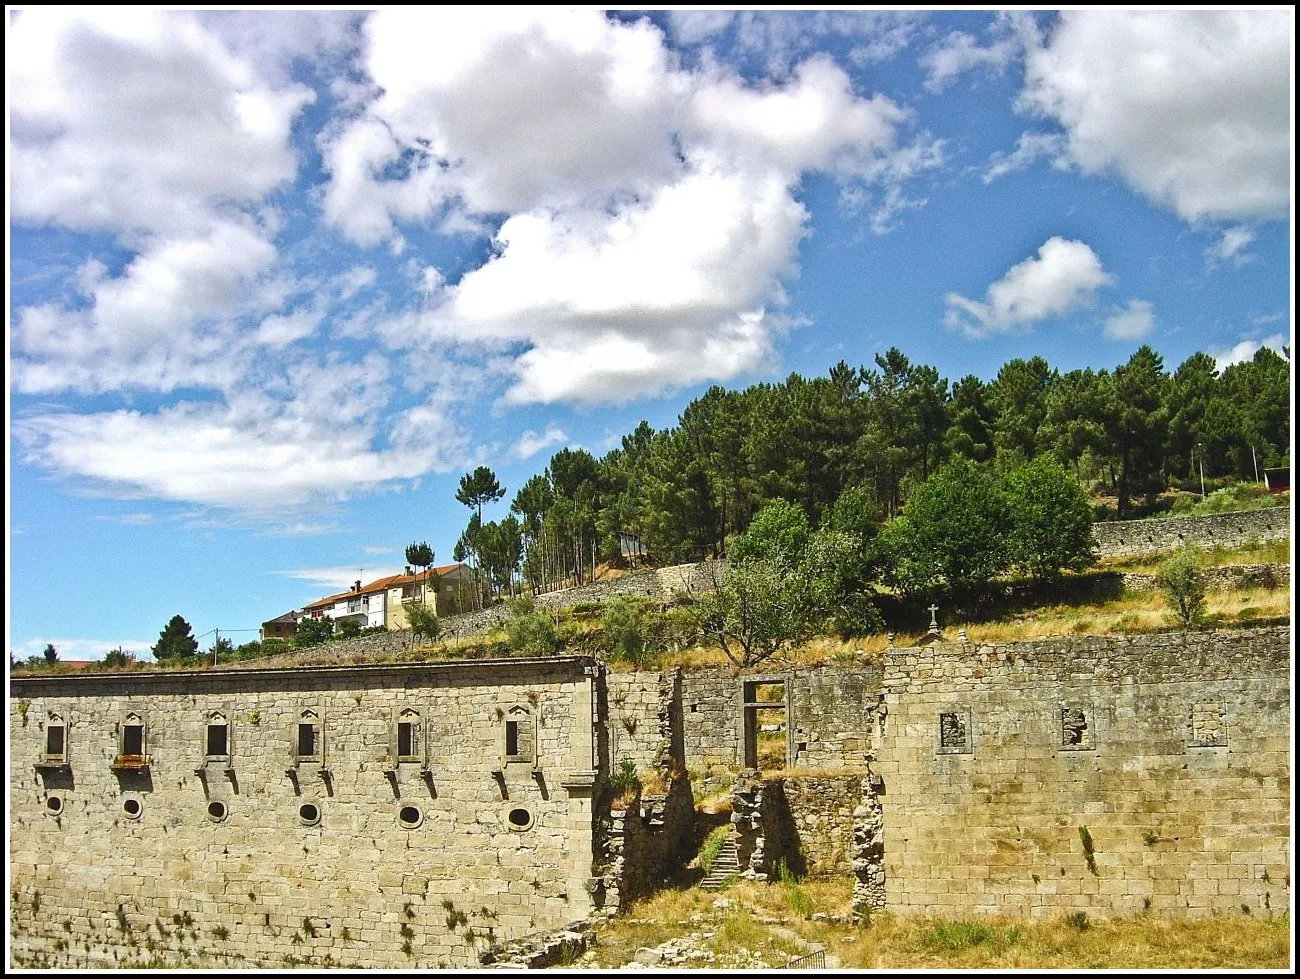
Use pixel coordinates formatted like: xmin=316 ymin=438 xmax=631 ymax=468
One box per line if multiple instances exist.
xmin=45 ymin=795 xmax=64 ymax=815
xmin=506 ymin=807 xmax=534 ymax=832
xmin=298 ymin=802 xmax=321 ymax=827
xmin=397 ymin=805 xmax=423 ymax=829
xmin=207 ymin=801 xmax=228 ymax=823
xmin=122 ymin=798 xmax=143 ymax=820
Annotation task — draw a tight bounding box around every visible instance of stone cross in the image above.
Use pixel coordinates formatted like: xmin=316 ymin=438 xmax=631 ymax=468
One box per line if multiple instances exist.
xmin=927 ymin=604 xmax=940 ymax=632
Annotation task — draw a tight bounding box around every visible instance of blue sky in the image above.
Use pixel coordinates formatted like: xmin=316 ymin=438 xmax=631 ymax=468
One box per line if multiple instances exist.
xmin=7 ymin=9 xmax=1292 ymax=661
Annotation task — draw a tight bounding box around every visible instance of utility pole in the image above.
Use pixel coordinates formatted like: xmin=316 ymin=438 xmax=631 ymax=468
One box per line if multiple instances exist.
xmin=1251 ymin=445 xmax=1260 ymax=483
xmin=213 ymin=628 xmax=220 ymax=667
xmin=1197 ymin=443 xmax=1206 ymax=499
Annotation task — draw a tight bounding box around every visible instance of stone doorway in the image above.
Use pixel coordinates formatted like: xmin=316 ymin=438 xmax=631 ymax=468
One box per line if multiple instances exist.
xmin=741 ymin=678 xmax=790 ymax=771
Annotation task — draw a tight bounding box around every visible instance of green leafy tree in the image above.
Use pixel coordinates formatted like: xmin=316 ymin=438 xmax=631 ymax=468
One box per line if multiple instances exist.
xmin=726 ymin=499 xmax=810 ymax=565
xmin=1002 ymin=457 xmax=1097 ymax=582
xmin=43 ymin=643 xmax=59 ymax=664
xmin=208 ymin=636 xmax=234 ymax=661
xmin=821 ymin=482 xmax=884 ymax=593
xmin=405 ymin=601 xmax=441 ymax=643
xmin=1106 ymin=346 xmax=1168 ymax=515
xmin=152 ymin=614 xmax=199 ymax=663
xmin=602 ymin=596 xmax=649 ymax=668
xmin=1156 ymin=548 xmax=1207 ymax=628
xmin=293 ymin=616 xmax=334 ymax=648
xmin=880 ymin=458 xmax=1010 ymax=601
xmin=990 ymin=356 xmax=1055 ymax=467
xmin=337 ymin=617 xmax=362 ymax=640
xmin=696 ymin=557 xmax=819 ymax=668
xmin=503 ymin=597 xmax=559 ymax=656
xmin=944 ymin=375 xmax=996 ymax=463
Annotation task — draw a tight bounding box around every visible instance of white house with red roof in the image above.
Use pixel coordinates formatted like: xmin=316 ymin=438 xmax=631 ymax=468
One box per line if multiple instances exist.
xmin=298 ymin=563 xmax=475 ymax=632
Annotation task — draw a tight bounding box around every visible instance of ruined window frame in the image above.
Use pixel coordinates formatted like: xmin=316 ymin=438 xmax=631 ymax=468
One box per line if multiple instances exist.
xmin=500 ymin=703 xmax=538 ymax=771
xmin=1059 ymin=705 xmax=1095 ymax=752
xmin=936 ymin=706 xmax=973 ymax=755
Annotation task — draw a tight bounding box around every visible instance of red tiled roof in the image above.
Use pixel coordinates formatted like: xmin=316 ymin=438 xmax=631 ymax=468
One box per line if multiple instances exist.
xmin=301 ymin=563 xmax=472 ymax=610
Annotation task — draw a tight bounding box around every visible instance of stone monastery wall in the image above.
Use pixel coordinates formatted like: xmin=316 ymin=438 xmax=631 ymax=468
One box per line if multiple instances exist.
xmin=8 ymin=658 xmax=604 ymax=969
xmin=9 ymin=625 xmax=1291 ymax=966
xmin=875 ymin=627 xmax=1290 ymax=918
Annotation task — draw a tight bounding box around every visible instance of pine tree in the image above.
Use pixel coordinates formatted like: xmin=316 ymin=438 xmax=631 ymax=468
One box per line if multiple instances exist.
xmin=152 ymin=614 xmax=199 ymax=663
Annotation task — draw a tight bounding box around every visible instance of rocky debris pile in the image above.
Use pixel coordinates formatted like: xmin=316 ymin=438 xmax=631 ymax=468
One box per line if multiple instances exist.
xmin=477 ymin=922 xmax=592 ymax=968
xmin=582 ymin=897 xmax=842 ymax=970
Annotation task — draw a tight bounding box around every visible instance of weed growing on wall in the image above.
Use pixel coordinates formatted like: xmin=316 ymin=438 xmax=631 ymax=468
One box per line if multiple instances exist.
xmin=1078 ymin=827 xmax=1099 ymax=876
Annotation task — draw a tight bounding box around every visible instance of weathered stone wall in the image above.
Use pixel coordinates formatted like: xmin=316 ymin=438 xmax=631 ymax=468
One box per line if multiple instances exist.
xmin=789 ymin=667 xmax=884 ymax=769
xmin=1093 ymin=506 xmax=1288 ymax=558
xmin=874 ymin=626 xmax=1290 ymax=919
xmin=774 ymin=775 xmax=863 ymax=876
xmin=9 ymin=658 xmax=604 ymax=969
xmin=601 ymin=774 xmax=696 ymax=908
xmin=680 ymin=670 xmax=742 ymax=770
xmin=605 ymin=672 xmax=668 ymax=773
xmin=1120 ymin=562 xmax=1290 ymax=593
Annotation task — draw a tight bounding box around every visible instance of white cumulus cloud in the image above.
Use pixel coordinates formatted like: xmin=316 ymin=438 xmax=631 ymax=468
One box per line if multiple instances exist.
xmin=1019 ymin=10 xmax=1291 ymax=225
xmin=1210 ymin=334 xmax=1289 ymax=373
xmin=511 ymin=426 xmax=569 ymax=461
xmin=323 ymin=10 xmax=941 ymax=404
xmin=1103 ymin=299 xmax=1156 ymax=341
xmin=945 ymin=237 xmax=1114 ymax=339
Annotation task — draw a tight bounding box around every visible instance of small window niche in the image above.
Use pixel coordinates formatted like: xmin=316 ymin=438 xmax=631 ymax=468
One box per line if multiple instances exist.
xmin=1189 ymin=698 xmax=1227 ymax=748
xmin=38 ymin=712 xmax=70 ymax=770
xmin=204 ymin=711 xmax=233 ymax=771
xmin=289 ymin=708 xmax=328 ymax=775
xmin=937 ymin=707 xmax=972 ymax=755
xmin=388 ymin=707 xmax=427 ymax=773
xmin=112 ymin=711 xmax=150 ymax=771
xmin=500 ymin=704 xmax=537 ymax=772
xmin=1060 ymin=707 xmax=1094 ymax=751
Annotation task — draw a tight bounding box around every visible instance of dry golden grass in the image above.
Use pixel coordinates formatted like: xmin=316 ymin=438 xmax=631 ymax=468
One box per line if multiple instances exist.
xmin=589 ymin=876 xmax=1291 ymax=969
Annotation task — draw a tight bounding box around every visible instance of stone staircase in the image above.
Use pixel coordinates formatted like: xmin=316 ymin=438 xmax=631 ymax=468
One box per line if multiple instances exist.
xmin=699 ymin=836 xmax=742 ymax=891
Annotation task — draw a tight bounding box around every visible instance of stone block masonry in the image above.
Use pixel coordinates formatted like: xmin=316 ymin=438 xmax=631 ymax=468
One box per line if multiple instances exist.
xmin=9 ymin=657 xmax=606 ymax=969
xmin=1093 ymin=506 xmax=1288 ymax=558
xmin=876 ymin=626 xmax=1290 ymax=919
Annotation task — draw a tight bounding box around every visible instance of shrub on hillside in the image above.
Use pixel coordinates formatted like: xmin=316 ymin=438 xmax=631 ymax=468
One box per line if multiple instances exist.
xmin=503 ymin=597 xmax=559 ymax=656
xmin=1156 ymin=548 xmax=1207 ymax=628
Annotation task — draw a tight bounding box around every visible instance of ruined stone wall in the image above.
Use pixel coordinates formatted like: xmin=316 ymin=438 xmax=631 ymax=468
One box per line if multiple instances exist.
xmin=774 ymin=776 xmax=862 ymax=876
xmin=789 ymin=667 xmax=883 ymax=769
xmin=680 ymin=670 xmax=742 ymax=770
xmin=874 ymin=626 xmax=1290 ymax=919
xmin=601 ymin=775 xmax=696 ymax=908
xmin=9 ymin=658 xmax=603 ymax=969
xmin=1093 ymin=506 xmax=1288 ymax=558
xmin=1120 ymin=563 xmax=1290 ymax=593
xmin=605 ymin=672 xmax=667 ymax=773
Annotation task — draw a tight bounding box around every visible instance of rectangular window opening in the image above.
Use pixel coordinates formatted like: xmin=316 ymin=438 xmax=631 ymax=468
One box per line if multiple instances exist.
xmin=207 ymin=724 xmax=229 ymax=758
xmin=505 ymin=720 xmax=520 ymax=758
xmin=398 ymin=722 xmax=416 ymax=759
xmin=122 ymin=725 xmax=144 ymax=756
xmin=297 ymin=723 xmax=317 ymax=759
xmin=46 ymin=726 xmax=65 ymax=758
